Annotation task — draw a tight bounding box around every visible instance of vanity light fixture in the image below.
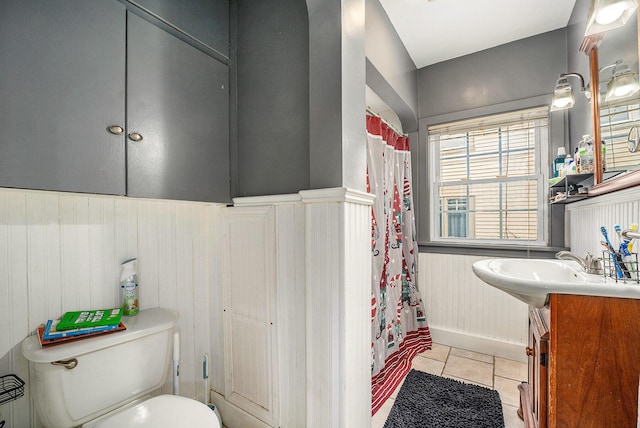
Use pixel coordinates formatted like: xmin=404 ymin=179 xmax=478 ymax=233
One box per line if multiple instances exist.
xmin=550 ymin=73 xmax=590 ymax=112
xmin=584 ymin=0 xmax=638 ymax=36
xmin=602 ymin=60 xmax=640 ymax=102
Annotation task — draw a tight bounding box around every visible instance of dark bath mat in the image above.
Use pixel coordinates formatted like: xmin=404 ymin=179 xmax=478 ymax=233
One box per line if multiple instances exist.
xmin=384 ymin=369 xmax=505 ymax=428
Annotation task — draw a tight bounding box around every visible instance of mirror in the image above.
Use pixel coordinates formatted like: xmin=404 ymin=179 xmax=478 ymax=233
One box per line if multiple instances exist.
xmin=599 ymin=13 xmax=640 ymax=173
xmin=589 ymin=10 xmax=640 ymax=195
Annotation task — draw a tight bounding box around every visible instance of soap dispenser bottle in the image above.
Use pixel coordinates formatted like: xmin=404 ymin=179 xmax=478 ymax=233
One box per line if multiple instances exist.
xmin=120 ymin=258 xmax=139 ymax=316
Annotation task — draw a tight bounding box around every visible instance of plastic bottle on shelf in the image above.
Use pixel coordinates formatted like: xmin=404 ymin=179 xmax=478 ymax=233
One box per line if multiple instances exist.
xmin=553 ymin=147 xmax=567 ymax=177
xmin=578 ymin=135 xmax=594 ymax=173
xmin=563 ymin=154 xmax=574 ymax=176
xmin=574 ymin=147 xmax=581 ymax=173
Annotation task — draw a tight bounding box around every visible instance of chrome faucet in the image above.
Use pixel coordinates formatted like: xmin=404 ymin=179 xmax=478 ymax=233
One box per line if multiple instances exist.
xmin=622 ymin=229 xmax=640 ymax=240
xmin=555 ymin=251 xmax=603 ymax=275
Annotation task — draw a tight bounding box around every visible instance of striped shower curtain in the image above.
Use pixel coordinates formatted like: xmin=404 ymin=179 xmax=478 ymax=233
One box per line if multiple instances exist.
xmin=367 ymin=115 xmax=432 ymax=415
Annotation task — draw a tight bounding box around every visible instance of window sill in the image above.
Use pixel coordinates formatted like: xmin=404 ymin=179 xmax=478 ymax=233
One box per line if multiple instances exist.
xmin=419 ymin=241 xmax=568 ymax=258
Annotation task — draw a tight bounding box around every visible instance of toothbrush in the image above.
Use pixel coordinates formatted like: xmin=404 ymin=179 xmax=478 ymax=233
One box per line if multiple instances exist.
xmin=629 ymin=223 xmax=638 ymax=253
xmin=620 ymin=241 xmax=635 ymax=274
xmin=627 ymin=223 xmax=638 ymax=275
xmin=601 ymin=226 xmax=629 ymax=278
xmin=614 ymin=224 xmax=622 ymax=247
xmin=601 ymin=238 xmax=622 ymax=278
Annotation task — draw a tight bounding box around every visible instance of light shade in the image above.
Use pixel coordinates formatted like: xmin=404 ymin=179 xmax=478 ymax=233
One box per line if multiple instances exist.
xmin=551 ymin=78 xmax=576 ymax=111
xmin=604 ymin=62 xmax=640 ymax=101
xmin=585 ymin=0 xmax=638 ymax=36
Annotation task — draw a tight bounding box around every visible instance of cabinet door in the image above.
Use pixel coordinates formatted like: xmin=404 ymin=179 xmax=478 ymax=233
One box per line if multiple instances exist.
xmin=222 ymin=206 xmax=278 ymax=426
xmin=0 ymin=1 xmax=126 ymax=194
xmin=128 ymin=0 xmax=229 ymax=57
xmin=127 ymin=13 xmax=230 ymax=202
xmin=530 ymin=316 xmax=548 ymax=428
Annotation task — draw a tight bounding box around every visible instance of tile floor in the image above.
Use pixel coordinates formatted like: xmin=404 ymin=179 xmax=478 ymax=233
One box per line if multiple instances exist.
xmin=372 ymin=343 xmax=527 ymax=428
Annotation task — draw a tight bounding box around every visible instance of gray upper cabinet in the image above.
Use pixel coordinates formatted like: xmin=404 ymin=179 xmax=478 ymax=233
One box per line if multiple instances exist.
xmin=127 ymin=13 xmax=229 ymax=202
xmin=0 ymin=1 xmax=127 ymax=195
xmin=129 ymin=0 xmax=229 ymax=57
xmin=0 ymin=1 xmax=230 ymax=202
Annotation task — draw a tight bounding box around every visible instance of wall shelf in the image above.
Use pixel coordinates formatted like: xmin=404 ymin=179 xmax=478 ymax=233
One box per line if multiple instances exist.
xmin=549 ymin=173 xmax=594 ymax=204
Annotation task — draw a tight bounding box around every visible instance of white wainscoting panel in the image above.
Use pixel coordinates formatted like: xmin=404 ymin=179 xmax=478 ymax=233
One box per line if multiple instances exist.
xmin=273 ymin=202 xmax=306 ymax=428
xmin=566 ymin=186 xmax=640 ymax=258
xmin=301 ymin=188 xmax=374 ymax=428
xmin=222 ymin=206 xmax=278 ymax=426
xmin=215 ymin=197 xmax=307 ymax=428
xmin=0 ymin=188 xmax=220 ymax=428
xmin=419 ymin=253 xmax=529 ymax=362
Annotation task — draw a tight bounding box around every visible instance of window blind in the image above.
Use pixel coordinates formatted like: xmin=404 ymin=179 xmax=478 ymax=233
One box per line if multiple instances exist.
xmin=600 ymin=99 xmax=640 ymax=171
xmin=428 ymin=106 xmax=549 ymax=245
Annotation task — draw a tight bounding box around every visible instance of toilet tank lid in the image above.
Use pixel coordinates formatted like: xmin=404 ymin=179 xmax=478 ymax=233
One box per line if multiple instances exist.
xmin=22 ymin=308 xmax=178 ymax=363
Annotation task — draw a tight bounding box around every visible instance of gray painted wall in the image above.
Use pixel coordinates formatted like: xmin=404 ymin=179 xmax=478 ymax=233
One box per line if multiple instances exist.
xmin=234 ymin=0 xmax=369 ymax=196
xmin=418 ymin=28 xmax=568 ymax=118
xmin=416 ymin=28 xmax=569 ymax=249
xmin=233 ymin=0 xmax=310 ymax=197
xmin=307 ymin=0 xmax=367 ymax=192
xmin=365 ymin=0 xmax=418 ymax=132
xmin=566 ymin=0 xmax=592 ymax=150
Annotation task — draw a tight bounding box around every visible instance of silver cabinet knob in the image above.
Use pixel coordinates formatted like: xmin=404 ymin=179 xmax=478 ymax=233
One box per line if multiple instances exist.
xmin=108 ymin=125 xmax=124 ymax=135
xmin=128 ymin=132 xmax=143 ymax=142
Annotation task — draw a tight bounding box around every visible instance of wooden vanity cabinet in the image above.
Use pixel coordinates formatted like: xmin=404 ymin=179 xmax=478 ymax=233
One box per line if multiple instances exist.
xmin=520 ymin=294 xmax=640 ymax=427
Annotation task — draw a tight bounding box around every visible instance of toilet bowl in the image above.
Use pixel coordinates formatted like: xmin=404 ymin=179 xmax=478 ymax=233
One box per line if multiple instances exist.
xmin=22 ymin=308 xmax=220 ymax=428
xmin=85 ymin=395 xmax=220 ymax=427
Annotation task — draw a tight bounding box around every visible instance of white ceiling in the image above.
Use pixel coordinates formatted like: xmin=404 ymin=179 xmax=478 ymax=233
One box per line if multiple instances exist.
xmin=379 ymin=0 xmax=578 ymax=68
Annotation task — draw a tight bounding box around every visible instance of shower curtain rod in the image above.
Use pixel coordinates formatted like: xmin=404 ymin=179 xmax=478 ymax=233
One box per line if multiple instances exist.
xmin=366 ymin=107 xmax=407 ymax=138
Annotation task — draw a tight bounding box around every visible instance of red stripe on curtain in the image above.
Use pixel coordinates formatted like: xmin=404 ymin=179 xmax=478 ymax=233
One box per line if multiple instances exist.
xmin=371 ymin=327 xmax=432 ymax=415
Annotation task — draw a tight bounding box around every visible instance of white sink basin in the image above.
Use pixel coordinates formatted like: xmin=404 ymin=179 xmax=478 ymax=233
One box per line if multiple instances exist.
xmin=472 ymin=258 xmax=640 ymax=307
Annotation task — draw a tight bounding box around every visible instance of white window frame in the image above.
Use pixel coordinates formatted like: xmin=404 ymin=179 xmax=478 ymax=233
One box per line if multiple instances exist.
xmin=428 ymin=107 xmax=550 ymax=247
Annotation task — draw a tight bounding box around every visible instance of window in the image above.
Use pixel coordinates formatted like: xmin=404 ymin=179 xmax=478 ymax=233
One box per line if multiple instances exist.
xmin=428 ymin=107 xmax=549 ymax=245
xmin=440 ymin=198 xmax=470 ymax=238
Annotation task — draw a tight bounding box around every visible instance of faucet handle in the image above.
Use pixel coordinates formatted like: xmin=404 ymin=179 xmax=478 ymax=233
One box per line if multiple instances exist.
xmin=584 ymin=252 xmax=603 ymax=275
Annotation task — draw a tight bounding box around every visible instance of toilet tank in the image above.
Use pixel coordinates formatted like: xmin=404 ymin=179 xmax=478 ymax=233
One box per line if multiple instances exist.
xmin=22 ymin=308 xmax=178 ymax=428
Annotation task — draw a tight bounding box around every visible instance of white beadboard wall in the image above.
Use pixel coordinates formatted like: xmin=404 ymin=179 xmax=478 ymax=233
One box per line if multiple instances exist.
xmin=566 ymin=186 xmax=640 ymax=257
xmin=272 ymin=202 xmax=306 ymax=428
xmin=419 ymin=186 xmax=640 ymax=363
xmin=300 ymin=188 xmax=373 ymax=428
xmin=222 ymin=190 xmax=372 ymax=428
xmin=0 ymin=187 xmax=221 ymax=428
xmin=419 ymin=253 xmax=529 ymax=362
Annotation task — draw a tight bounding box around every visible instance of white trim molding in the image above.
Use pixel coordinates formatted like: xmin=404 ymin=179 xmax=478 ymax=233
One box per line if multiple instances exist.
xmin=232 ymin=194 xmax=302 ymax=206
xmin=300 ymin=187 xmax=375 ymax=205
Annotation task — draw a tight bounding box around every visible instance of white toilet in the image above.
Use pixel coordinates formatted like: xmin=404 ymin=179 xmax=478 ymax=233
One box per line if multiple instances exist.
xmin=22 ymin=308 xmax=220 ymax=428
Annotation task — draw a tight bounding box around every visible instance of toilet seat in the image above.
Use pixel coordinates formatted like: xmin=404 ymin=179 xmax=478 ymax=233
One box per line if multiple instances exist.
xmin=86 ymin=395 xmax=221 ymax=428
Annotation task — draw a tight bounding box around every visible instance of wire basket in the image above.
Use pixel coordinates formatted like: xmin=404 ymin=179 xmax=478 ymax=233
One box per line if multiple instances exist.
xmin=0 ymin=374 xmax=24 ymax=405
xmin=602 ymin=251 xmax=640 ymax=284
